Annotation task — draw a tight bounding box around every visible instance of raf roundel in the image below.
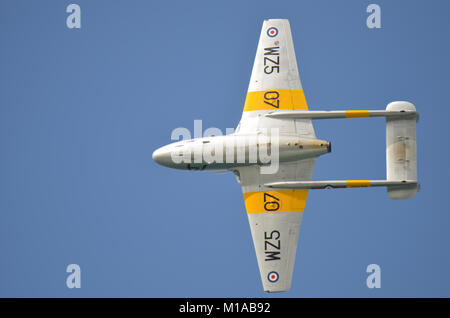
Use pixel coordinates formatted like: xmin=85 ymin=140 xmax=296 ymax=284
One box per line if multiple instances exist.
xmin=267 ymin=27 xmax=278 ymax=37
xmin=267 ymin=271 xmax=279 ymax=283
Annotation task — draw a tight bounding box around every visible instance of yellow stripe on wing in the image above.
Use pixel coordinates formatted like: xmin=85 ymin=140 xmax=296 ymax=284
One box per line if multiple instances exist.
xmin=243 ymin=190 xmax=308 ymax=214
xmin=243 ymin=90 xmax=308 ymax=112
xmin=346 ymin=180 xmax=371 ymax=188
xmin=345 ymin=110 xmax=370 ymax=118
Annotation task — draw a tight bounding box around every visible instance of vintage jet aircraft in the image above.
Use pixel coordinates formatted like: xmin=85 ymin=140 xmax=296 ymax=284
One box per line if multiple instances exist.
xmin=153 ymin=19 xmax=419 ymax=292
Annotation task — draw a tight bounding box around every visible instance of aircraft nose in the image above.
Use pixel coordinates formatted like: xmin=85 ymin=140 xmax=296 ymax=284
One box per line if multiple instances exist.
xmin=327 ymin=141 xmax=331 ymax=153
xmin=152 ymin=146 xmax=170 ymax=166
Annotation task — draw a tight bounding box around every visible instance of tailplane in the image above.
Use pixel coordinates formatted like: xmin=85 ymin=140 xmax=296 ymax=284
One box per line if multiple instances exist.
xmin=264 ymin=101 xmax=419 ymax=200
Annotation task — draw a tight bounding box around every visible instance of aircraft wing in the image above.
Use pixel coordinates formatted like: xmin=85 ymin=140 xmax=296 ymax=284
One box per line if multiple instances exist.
xmin=236 ymin=19 xmax=315 ymax=139
xmin=234 ymin=19 xmax=316 ymax=292
xmin=234 ymin=159 xmax=315 ymax=292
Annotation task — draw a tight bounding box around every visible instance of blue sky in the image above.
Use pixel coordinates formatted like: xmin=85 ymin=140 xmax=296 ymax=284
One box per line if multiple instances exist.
xmin=1 ymin=0 xmax=449 ymax=297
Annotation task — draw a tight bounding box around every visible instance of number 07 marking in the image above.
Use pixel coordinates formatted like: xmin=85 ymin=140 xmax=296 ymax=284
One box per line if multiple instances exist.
xmin=263 ymin=192 xmax=280 ymax=211
xmin=263 ymin=91 xmax=280 ymax=108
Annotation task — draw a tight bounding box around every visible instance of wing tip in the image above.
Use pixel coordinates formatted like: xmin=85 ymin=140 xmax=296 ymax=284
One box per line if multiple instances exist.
xmin=263 ymin=18 xmax=291 ymax=26
xmin=263 ymin=281 xmax=292 ymax=293
xmin=264 ymin=18 xmax=289 ymax=22
xmin=264 ymin=289 xmax=290 ymax=293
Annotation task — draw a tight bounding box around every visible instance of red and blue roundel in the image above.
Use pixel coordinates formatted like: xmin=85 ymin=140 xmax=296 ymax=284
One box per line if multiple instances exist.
xmin=267 ymin=27 xmax=278 ymax=37
xmin=267 ymin=271 xmax=279 ymax=283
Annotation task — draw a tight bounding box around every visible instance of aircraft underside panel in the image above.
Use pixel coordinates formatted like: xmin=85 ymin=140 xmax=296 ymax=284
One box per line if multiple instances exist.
xmin=235 ymin=158 xmax=315 ymax=292
xmin=237 ymin=18 xmax=316 ymax=140
xmin=247 ymin=212 xmax=303 ymax=292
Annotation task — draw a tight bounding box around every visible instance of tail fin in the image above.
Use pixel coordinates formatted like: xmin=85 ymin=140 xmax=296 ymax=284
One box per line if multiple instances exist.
xmin=386 ymin=102 xmax=419 ymax=199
